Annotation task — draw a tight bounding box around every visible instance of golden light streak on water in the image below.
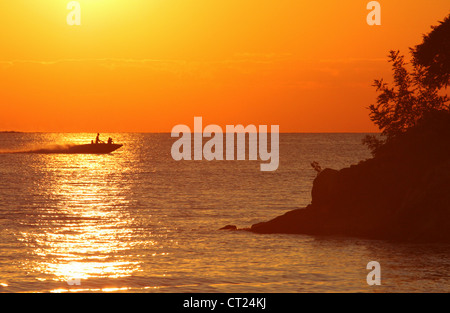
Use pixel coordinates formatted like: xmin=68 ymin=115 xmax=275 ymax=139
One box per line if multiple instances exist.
xmin=16 ymin=134 xmax=146 ymax=285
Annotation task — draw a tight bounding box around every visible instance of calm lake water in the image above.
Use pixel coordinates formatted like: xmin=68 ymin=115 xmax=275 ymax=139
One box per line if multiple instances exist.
xmin=0 ymin=133 xmax=448 ymax=293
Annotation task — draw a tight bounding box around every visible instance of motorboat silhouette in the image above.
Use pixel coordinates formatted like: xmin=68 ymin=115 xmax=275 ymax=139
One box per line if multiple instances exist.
xmin=10 ymin=135 xmax=123 ymax=154
xmin=66 ymin=134 xmax=123 ymax=154
xmin=21 ymin=142 xmax=123 ymax=154
xmin=67 ymin=142 xmax=123 ymax=154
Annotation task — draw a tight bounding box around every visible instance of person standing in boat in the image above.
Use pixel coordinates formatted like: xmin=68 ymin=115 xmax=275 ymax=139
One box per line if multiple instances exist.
xmin=95 ymin=133 xmax=101 ymax=144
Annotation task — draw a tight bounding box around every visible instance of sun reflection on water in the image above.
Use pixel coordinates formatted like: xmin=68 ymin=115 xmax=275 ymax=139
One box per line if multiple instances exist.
xmin=17 ymin=134 xmax=145 ymax=288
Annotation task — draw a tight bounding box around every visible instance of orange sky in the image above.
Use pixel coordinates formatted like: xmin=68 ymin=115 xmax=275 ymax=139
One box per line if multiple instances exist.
xmin=0 ymin=1 xmax=449 ymax=132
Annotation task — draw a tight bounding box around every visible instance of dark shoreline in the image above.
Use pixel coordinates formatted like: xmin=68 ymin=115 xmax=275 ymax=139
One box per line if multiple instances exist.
xmin=245 ymin=159 xmax=450 ymax=243
xmin=225 ymin=113 xmax=450 ymax=244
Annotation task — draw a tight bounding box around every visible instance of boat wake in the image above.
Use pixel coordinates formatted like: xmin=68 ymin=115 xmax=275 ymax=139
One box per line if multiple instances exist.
xmin=0 ymin=144 xmax=77 ymax=154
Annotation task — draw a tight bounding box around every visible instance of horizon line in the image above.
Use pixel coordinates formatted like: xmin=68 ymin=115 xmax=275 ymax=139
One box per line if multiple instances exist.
xmin=0 ymin=130 xmax=381 ymax=134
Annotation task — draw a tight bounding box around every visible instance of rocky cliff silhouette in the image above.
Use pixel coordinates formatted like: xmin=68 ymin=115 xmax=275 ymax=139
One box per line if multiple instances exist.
xmin=249 ymin=111 xmax=450 ymax=243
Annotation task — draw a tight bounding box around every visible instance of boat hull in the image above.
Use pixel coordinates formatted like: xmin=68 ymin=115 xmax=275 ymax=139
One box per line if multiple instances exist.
xmin=67 ymin=144 xmax=123 ymax=154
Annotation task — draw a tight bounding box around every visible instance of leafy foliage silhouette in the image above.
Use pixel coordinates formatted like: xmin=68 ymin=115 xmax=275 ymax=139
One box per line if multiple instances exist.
xmin=364 ymin=14 xmax=450 ymax=155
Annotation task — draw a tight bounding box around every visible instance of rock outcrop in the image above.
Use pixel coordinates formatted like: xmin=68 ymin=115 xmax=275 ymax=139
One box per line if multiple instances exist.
xmin=247 ymin=112 xmax=450 ymax=243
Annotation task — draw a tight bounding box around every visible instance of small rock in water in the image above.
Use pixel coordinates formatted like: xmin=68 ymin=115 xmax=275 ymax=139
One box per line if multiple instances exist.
xmin=219 ymin=225 xmax=237 ymax=231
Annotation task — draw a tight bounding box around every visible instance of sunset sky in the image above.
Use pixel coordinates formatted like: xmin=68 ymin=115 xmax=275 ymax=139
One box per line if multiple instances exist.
xmin=0 ymin=0 xmax=449 ymax=132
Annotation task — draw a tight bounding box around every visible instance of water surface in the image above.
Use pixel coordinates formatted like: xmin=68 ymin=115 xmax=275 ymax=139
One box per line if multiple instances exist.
xmin=0 ymin=133 xmax=448 ymax=292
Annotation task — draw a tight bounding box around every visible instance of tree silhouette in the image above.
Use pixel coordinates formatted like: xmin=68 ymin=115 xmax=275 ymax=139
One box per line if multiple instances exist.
xmin=413 ymin=14 xmax=450 ymax=89
xmin=364 ymin=14 xmax=450 ymax=155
